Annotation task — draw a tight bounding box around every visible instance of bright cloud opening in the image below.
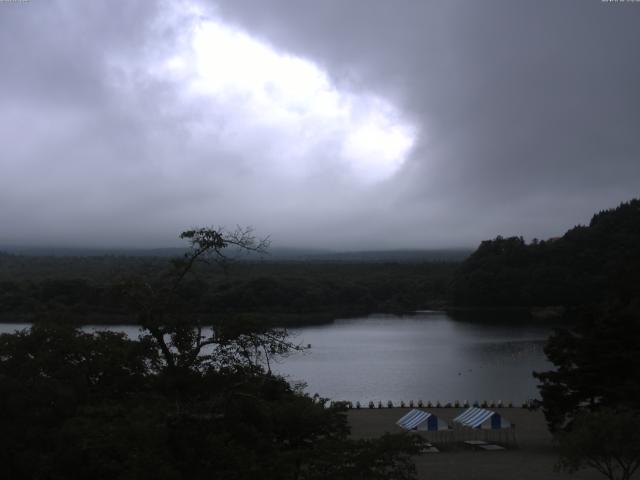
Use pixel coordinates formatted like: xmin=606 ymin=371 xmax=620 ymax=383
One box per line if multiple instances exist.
xmin=156 ymin=12 xmax=416 ymax=185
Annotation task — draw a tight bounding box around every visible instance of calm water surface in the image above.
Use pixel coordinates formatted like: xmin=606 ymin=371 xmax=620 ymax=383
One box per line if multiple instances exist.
xmin=274 ymin=312 xmax=552 ymax=404
xmin=0 ymin=312 xmax=552 ymax=403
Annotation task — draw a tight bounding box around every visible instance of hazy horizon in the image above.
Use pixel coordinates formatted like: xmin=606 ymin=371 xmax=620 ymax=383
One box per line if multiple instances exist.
xmin=0 ymin=243 xmax=474 ymax=256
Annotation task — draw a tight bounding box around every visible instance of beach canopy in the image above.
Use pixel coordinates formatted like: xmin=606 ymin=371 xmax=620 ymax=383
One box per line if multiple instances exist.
xmin=453 ymin=407 xmax=511 ymax=430
xmin=396 ymin=409 xmax=448 ymax=431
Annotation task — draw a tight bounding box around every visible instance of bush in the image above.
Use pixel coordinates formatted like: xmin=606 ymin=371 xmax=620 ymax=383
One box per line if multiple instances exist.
xmin=556 ymin=408 xmax=640 ymax=480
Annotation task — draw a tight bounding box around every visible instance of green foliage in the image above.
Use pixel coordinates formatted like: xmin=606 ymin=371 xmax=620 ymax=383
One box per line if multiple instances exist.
xmin=534 ymin=301 xmax=640 ymax=432
xmin=301 ymin=434 xmax=423 ymax=480
xmin=0 ymin=322 xmax=160 ymax=479
xmin=0 ymin=227 xmax=423 ymax=479
xmin=0 ymin=257 xmax=456 ymax=325
xmin=0 ymin=321 xmax=422 ymax=479
xmin=556 ymin=408 xmax=640 ymax=480
xmin=452 ymin=198 xmax=640 ymax=308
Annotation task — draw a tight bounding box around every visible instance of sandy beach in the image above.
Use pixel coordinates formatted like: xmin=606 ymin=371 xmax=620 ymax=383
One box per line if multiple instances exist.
xmin=348 ymin=407 xmax=620 ymax=480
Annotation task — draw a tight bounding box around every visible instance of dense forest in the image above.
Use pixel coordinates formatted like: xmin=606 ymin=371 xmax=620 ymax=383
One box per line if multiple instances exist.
xmin=0 ymin=252 xmax=456 ymax=326
xmin=0 ymin=229 xmax=423 ymax=479
xmin=3 ymin=199 xmax=639 ymax=326
xmin=452 ymin=198 xmax=640 ymax=309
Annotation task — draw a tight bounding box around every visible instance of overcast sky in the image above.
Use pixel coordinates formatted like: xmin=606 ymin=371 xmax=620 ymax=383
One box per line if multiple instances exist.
xmin=1 ymin=0 xmax=639 ymax=250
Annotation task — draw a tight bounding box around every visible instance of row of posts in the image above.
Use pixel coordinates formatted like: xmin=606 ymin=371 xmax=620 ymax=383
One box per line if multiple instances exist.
xmin=328 ymin=399 xmax=539 ymax=409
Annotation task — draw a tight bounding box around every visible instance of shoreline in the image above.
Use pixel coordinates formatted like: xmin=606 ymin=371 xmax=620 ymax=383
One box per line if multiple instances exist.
xmin=0 ymin=305 xmax=567 ymax=327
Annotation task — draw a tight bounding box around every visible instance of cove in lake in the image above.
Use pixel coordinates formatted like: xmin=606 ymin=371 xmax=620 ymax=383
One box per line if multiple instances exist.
xmin=0 ymin=311 xmax=553 ymax=404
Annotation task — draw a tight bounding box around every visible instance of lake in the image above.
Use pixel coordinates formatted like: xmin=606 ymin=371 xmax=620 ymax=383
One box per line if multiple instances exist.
xmin=0 ymin=311 xmax=553 ymax=404
xmin=276 ymin=312 xmax=552 ymax=404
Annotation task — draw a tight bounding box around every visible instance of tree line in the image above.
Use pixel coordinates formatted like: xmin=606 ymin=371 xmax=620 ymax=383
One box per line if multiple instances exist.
xmin=0 ymin=256 xmax=455 ymax=326
xmin=452 ymin=198 xmax=640 ymax=308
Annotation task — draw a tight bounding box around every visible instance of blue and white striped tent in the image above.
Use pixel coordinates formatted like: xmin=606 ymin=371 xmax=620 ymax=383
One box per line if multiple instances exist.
xmin=453 ymin=407 xmax=511 ymax=430
xmin=396 ymin=409 xmax=448 ymax=431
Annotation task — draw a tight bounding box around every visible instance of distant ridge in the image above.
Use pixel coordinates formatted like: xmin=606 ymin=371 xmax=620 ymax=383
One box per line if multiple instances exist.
xmin=0 ymin=246 xmax=188 ymax=257
xmin=299 ymin=249 xmax=472 ymax=263
xmin=0 ymin=245 xmax=471 ymax=262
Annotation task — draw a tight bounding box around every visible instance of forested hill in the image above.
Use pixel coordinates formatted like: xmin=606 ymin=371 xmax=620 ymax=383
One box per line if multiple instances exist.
xmin=0 ymin=256 xmax=456 ymax=326
xmin=452 ymin=198 xmax=640 ymax=308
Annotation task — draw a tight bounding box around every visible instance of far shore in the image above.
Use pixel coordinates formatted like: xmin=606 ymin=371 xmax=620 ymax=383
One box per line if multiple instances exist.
xmin=0 ymin=305 xmax=568 ymax=327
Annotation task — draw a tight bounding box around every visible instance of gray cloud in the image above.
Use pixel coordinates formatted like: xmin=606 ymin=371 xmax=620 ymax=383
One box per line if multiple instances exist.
xmin=1 ymin=0 xmax=639 ymax=249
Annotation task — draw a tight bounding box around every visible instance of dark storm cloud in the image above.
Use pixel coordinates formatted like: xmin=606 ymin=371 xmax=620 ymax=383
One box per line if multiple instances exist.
xmin=1 ymin=0 xmax=639 ymax=249
xmin=212 ymin=0 xmax=640 ymax=242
